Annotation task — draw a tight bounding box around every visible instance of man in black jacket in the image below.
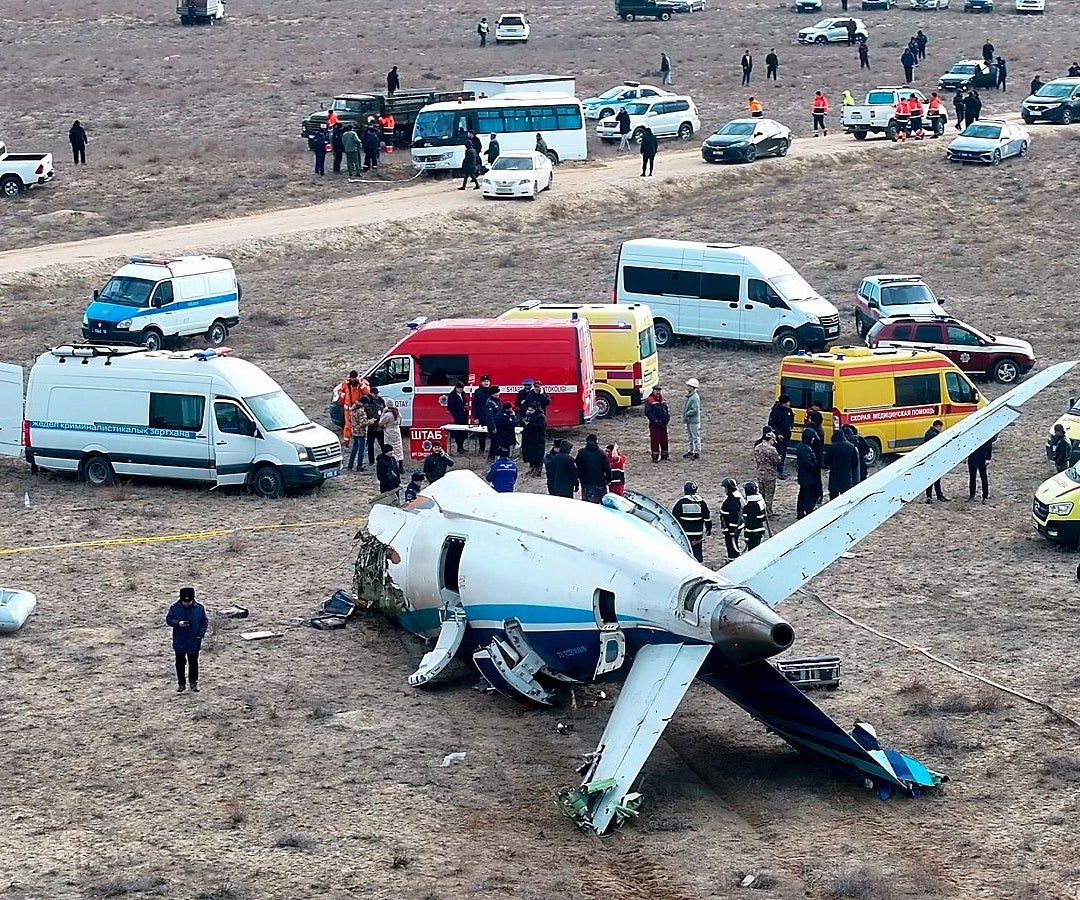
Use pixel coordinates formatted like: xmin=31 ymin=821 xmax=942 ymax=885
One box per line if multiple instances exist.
xmin=923 ymin=420 xmax=949 ymax=503
xmin=1050 ymin=424 xmax=1072 ymax=473
xmin=967 ymin=438 xmax=993 ymax=502
xmin=719 ymin=478 xmax=743 ymax=560
xmin=331 ymin=122 xmax=345 ymax=174
xmin=361 ymin=124 xmax=381 ymax=170
xmin=69 ymin=120 xmax=88 ymax=165
xmin=575 ymin=435 xmax=611 ymax=503
xmin=472 ymin=375 xmax=495 ymax=456
xmin=376 ymin=444 xmax=402 ymax=494
xmin=824 ymin=431 xmax=860 ymax=500
xmin=616 ymin=107 xmax=632 ymax=151
xmin=547 ymin=440 xmax=579 ymax=498
xmin=766 ymin=49 xmax=779 ymax=81
xmin=768 ymin=395 xmax=795 ymax=478
xmin=422 ymin=444 xmax=454 ymax=483
xmin=639 ymin=126 xmax=658 ymax=177
xmin=166 ymin=587 xmax=208 ymax=693
xmin=796 ymin=430 xmax=821 ymax=519
xmin=842 ymin=424 xmax=870 ymax=484
xmin=446 ymin=383 xmax=468 ymax=453
xmin=387 ymin=65 xmax=400 ymax=96
xmin=672 ymin=481 xmax=711 ymax=563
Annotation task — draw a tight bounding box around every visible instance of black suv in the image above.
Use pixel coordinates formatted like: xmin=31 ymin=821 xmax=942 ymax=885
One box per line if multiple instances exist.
xmin=616 ymin=0 xmax=680 ymax=20
xmin=1021 ymin=78 xmax=1080 ymax=125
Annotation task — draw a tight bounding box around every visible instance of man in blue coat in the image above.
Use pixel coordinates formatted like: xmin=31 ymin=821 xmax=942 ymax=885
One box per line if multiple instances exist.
xmin=166 ymin=587 xmax=208 ymax=693
xmin=486 ymin=448 xmax=518 ymax=493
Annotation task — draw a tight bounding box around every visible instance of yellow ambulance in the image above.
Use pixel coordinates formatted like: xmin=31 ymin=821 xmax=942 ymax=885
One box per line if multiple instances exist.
xmin=498 ymin=302 xmax=660 ymax=418
xmin=776 ymin=346 xmax=985 ymax=465
xmin=1032 ymin=468 xmax=1080 ymax=549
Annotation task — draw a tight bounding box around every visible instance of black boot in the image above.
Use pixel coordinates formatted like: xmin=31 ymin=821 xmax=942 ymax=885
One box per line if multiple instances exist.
xmin=176 ymin=682 xmax=187 ymax=693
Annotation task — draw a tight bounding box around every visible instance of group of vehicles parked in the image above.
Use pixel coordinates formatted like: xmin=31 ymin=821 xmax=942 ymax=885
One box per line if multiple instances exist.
xmin=799 ymin=0 xmax=1045 ymax=11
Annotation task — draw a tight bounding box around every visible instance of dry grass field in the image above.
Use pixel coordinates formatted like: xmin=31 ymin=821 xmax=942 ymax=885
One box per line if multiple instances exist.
xmin=3 ymin=1 xmax=1080 ymax=899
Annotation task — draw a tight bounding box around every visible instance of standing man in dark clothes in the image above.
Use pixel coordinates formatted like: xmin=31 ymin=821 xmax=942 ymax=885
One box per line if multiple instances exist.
xmin=446 ymin=382 xmax=468 ymax=453
xmin=765 ymin=49 xmax=779 ymax=81
xmin=923 ymin=420 xmax=949 ymax=503
xmin=1050 ymin=424 xmax=1072 ymax=473
xmin=719 ymin=479 xmax=744 ymax=561
xmin=366 ymin=388 xmax=386 ymax=466
xmin=486 ymin=134 xmax=501 ymax=167
xmin=483 ymin=389 xmax=502 ymax=461
xmin=967 ymin=439 xmax=992 ymax=503
xmin=824 ymin=431 xmax=860 ymax=500
xmin=953 ymin=88 xmax=966 ymax=130
xmin=166 ymin=587 xmax=208 ymax=693
xmin=342 ymin=125 xmax=360 ymax=176
xmin=1069 ymin=63 xmax=1080 ymax=78
xmin=377 ymin=444 xmax=402 ymax=494
xmin=672 ymin=481 xmax=711 ymax=563
xmin=543 ymin=439 xmax=562 ymax=492
xmin=982 ymin=41 xmax=994 ymax=65
xmin=796 ymin=430 xmax=822 ymax=519
xmin=68 ymin=120 xmax=88 ymax=165
xmin=741 ymin=50 xmax=753 ymax=86
xmin=845 ymin=19 xmax=857 ymax=46
xmin=361 ymin=124 xmax=381 ymax=170
xmin=660 ymin=52 xmax=673 ymax=86
xmin=575 ymin=434 xmax=611 ymax=503
xmin=644 ymin=385 xmax=670 ymax=462
xmin=768 ymin=394 xmax=795 ymax=478
xmin=640 ymin=126 xmax=658 ymax=177
xmin=742 ymin=483 xmax=768 ymax=551
xmin=387 ymin=66 xmax=400 ymax=96
xmin=520 ymin=404 xmax=547 ymax=477
xmin=964 ymin=89 xmax=982 ymax=128
xmin=472 ymin=375 xmax=495 ymax=457
xmin=858 ymin=41 xmax=870 ymax=71
xmin=995 ymin=57 xmax=1007 ymax=91
xmin=915 ymin=30 xmax=928 ymax=61
xmin=1030 ymin=75 xmax=1044 ymax=95
xmin=494 ymin=402 xmax=517 ymax=456
xmin=459 ymin=142 xmax=481 ymax=190
xmin=841 ymin=0 xmax=849 ymax=10
xmin=842 ymin=424 xmax=870 ymax=484
xmin=331 ymin=122 xmax=345 ymax=174
xmin=901 ymin=47 xmax=917 ymax=85
xmin=547 ymin=440 xmax=579 ymax=498
xmin=308 ymin=126 xmax=328 ymax=175
xmin=422 ymin=443 xmax=454 ymax=483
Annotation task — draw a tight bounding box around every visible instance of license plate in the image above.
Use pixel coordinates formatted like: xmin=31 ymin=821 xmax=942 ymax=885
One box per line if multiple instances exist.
xmin=496 ymin=187 xmax=513 ymax=194
xmin=323 ymin=469 xmax=339 ymax=480
xmin=91 ymin=327 xmax=107 ymax=335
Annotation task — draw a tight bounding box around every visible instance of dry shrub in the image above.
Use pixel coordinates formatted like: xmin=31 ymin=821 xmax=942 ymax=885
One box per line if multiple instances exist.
xmin=225 ymin=531 xmax=247 ymax=554
xmin=823 ymin=866 xmax=893 ymax=900
xmin=86 ymin=875 xmax=168 ymax=897
xmin=495 ymin=251 xmax=517 ymax=269
xmin=896 ymin=675 xmax=930 ymax=695
xmin=1042 ymin=754 xmax=1080 ymax=782
xmin=273 ymin=830 xmax=317 ymax=851
xmin=391 ymin=849 xmax=412 ymax=869
xmin=108 ymin=480 xmax=132 ymax=501
xmin=225 ymin=798 xmax=247 ymax=829
xmin=921 ymin=719 xmax=960 ymax=751
xmin=195 ymin=885 xmax=250 ymax=900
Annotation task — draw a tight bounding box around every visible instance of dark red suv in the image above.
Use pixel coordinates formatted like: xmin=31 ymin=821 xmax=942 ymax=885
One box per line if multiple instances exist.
xmin=866 ymin=315 xmax=1036 ymax=384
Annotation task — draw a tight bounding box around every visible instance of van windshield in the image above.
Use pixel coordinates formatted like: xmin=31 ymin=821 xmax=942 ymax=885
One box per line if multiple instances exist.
xmin=245 ymin=390 xmax=309 ymax=431
xmin=771 ymin=272 xmax=819 ymax=303
xmin=98 ymin=276 xmax=154 ymax=308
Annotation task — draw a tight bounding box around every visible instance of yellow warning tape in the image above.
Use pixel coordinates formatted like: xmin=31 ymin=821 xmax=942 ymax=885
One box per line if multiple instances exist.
xmin=0 ymin=517 xmax=368 ymax=556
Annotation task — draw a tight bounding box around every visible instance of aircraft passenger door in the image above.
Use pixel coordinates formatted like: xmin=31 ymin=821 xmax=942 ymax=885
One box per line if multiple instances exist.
xmin=593 ymin=588 xmax=626 ymax=677
xmin=0 ymin=363 xmax=24 ymax=458
xmin=212 ymin=400 xmax=259 ymax=486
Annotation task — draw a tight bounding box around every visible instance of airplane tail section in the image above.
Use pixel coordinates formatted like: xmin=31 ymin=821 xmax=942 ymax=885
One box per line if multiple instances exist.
xmin=699 ymin=658 xmax=945 ymax=799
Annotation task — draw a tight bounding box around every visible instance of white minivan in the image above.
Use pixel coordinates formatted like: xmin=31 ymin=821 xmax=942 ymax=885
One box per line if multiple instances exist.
xmin=614 ymin=239 xmax=841 ymax=352
xmin=0 ymin=346 xmax=340 ymax=498
xmin=82 ymin=256 xmax=241 ymax=352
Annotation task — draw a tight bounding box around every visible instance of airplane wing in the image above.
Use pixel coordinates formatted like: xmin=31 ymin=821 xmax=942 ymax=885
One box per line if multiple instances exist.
xmin=721 ymin=361 xmax=1076 ymax=608
xmin=555 ymin=642 xmax=712 ymax=835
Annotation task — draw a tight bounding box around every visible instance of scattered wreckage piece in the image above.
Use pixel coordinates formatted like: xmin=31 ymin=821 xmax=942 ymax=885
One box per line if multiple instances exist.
xmin=0 ymin=588 xmax=36 ymax=633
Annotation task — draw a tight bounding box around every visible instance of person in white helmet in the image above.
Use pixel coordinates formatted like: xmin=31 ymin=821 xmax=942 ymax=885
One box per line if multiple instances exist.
xmin=683 ymin=378 xmax=701 ymax=460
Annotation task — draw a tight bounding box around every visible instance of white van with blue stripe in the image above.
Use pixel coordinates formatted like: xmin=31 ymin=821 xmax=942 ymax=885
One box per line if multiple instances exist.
xmin=82 ymin=256 xmax=240 ymax=352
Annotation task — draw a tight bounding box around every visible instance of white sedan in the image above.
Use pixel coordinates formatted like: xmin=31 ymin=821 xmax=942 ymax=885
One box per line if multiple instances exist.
xmin=945 ymin=120 xmax=1031 ymax=165
xmin=480 ymin=151 xmax=553 ymax=200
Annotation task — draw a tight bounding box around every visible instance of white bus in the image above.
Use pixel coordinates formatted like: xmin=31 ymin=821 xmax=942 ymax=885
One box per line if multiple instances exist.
xmin=410 ymin=94 xmax=588 ymax=171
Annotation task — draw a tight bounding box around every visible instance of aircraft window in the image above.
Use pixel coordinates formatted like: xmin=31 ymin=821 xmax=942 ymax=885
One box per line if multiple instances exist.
xmin=681 ymin=578 xmax=712 ymax=615
xmin=440 ymin=537 xmax=465 ymax=592
xmin=595 ymin=589 xmax=616 ymax=625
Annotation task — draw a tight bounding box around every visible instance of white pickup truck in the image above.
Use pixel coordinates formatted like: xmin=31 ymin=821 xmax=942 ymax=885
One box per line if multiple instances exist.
xmin=0 ymin=142 xmax=54 ymax=199
xmin=841 ymin=88 xmax=948 ymax=141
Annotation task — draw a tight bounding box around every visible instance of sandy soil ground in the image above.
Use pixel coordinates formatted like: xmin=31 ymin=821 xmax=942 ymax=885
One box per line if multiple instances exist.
xmin=2 ymin=0 xmax=1079 ymax=252
xmin=3 ymin=2 xmax=1080 ymax=899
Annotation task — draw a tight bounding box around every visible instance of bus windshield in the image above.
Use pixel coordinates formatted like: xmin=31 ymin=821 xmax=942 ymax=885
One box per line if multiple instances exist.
xmin=413 ymin=110 xmax=461 ymax=142
xmin=97 ymin=276 xmax=155 ymax=308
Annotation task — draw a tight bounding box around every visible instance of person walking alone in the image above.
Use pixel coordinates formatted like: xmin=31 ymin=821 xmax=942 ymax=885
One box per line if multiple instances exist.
xmin=967 ymin=438 xmax=992 ymax=503
xmin=68 ymin=120 xmax=88 ymax=165
xmin=741 ymin=50 xmax=753 ymax=86
xmin=953 ymin=88 xmax=966 ymax=131
xmin=386 ymin=66 xmax=400 ymax=96
xmin=766 ymin=48 xmax=779 ymax=81
xmin=660 ymin=52 xmax=673 ymax=86
xmin=858 ymin=41 xmax=870 ymax=71
xmin=812 ymin=91 xmax=829 ymax=137
xmin=478 ymin=17 xmax=488 ymax=46
xmin=616 ymin=107 xmax=632 ymax=151
xmin=166 ymin=587 xmax=208 ymax=693
xmin=644 ymin=385 xmax=670 ymax=462
xmin=683 ymin=378 xmax=701 ymax=460
xmin=901 ymin=46 xmax=916 ymax=85
xmin=640 ymin=125 xmax=658 ymax=176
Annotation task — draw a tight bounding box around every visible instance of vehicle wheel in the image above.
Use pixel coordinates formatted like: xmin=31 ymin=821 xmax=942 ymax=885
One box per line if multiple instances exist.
xmin=1022 ymin=116 xmax=1034 ymax=125
xmin=863 ymin=437 xmax=882 ymax=468
xmin=632 ymin=127 xmax=646 ymax=144
xmin=773 ymin=329 xmax=800 ymax=354
xmin=595 ymin=391 xmax=616 ymax=419
xmin=887 ymin=124 xmax=898 ymax=142
xmin=545 ymin=149 xmax=559 ymax=165
xmin=529 ymin=182 xmax=539 ymax=200
xmin=599 ymin=108 xmax=615 ymax=120
xmin=677 ymin=122 xmax=694 ymax=140
xmin=745 ymin=144 xmax=757 ymax=162
xmin=1019 ymin=141 xmax=1029 ymax=157
xmin=659 ymin=11 xmax=672 ymax=19
xmin=82 ymin=454 xmax=115 ymax=488
xmin=1062 ymin=109 xmax=1073 ymax=126
xmin=653 ymin=320 xmax=676 ymax=349
xmin=624 ymin=12 xmax=635 ymax=20
xmin=855 ymin=314 xmax=866 ymax=338
xmin=0 ymin=175 xmax=23 ymax=199
xmin=853 ymin=130 xmax=868 ymax=141
xmin=251 ymin=465 xmax=285 ymax=499
xmin=815 ymin=35 xmax=828 ymax=44
xmin=992 ymin=357 xmax=1021 ymax=384
xmin=991 ymin=148 xmax=1002 ymax=166
xmin=141 ymin=328 xmax=164 ymax=351
xmin=206 ymin=320 xmax=228 ymax=346
xmin=547 ymin=173 xmax=553 ymax=190
xmin=777 ymin=139 xmax=790 ymax=157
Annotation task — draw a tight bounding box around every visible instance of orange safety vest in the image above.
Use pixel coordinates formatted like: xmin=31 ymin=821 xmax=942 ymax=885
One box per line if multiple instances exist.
xmin=749 ymin=99 xmax=763 ymax=115
xmin=327 ymin=110 xmax=340 ymax=127
xmin=895 ymin=98 xmax=910 ymax=117
xmin=908 ymin=97 xmax=924 ymax=116
xmin=812 ymin=95 xmax=828 ymax=114
xmin=928 ymin=96 xmax=941 ymax=113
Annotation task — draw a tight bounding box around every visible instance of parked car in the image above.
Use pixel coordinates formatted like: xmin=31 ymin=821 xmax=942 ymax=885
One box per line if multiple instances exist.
xmin=797 ymin=17 xmax=868 ymax=44
xmin=671 ymin=0 xmax=706 ymax=10
xmin=938 ymin=59 xmax=1000 ymax=92
xmin=795 ymin=0 xmax=823 ymax=11
xmin=1021 ymin=77 xmax=1080 ymax=125
xmin=963 ymin=0 xmax=993 ymax=9
xmin=582 ymin=82 xmax=672 ymax=120
xmin=842 ymin=87 xmax=945 ymax=139
xmin=701 ymin=119 xmax=792 ymax=163
xmin=1015 ymin=0 xmax=1045 ymax=12
xmin=615 ymin=0 xmax=680 ymax=20
xmin=0 ymin=141 xmax=54 ymax=199
xmin=597 ymin=96 xmax=700 ymax=143
xmin=867 ymin=315 xmax=1036 ymax=384
xmin=495 ymin=13 xmax=530 ymax=43
xmin=177 ymin=0 xmax=225 ymax=24
xmin=862 ymin=0 xmax=896 ymax=9
xmin=910 ymin=0 xmax=950 ymax=8
xmin=945 ymin=120 xmax=1031 ymax=165
xmin=854 ymin=275 xmax=947 ymax=338
xmin=480 ymin=151 xmax=553 ymax=200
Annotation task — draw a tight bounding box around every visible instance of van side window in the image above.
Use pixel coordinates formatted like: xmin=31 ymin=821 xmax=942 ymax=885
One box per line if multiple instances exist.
xmin=419 ymin=354 xmax=468 ymax=387
xmin=214 ymin=401 xmax=257 ymax=437
xmin=624 ymin=266 xmax=702 ymax=298
xmin=779 ymin=377 xmax=833 ymax=411
xmin=895 ymin=374 xmax=941 ymax=407
xmin=701 ymin=273 xmax=740 ymax=302
xmin=149 ymin=393 xmax=205 ymax=432
xmin=153 ymin=282 xmax=174 ymax=307
xmin=945 ymin=372 xmax=977 ymax=404
xmin=368 ymin=356 xmax=411 ymax=387
xmin=747 ymin=278 xmax=786 ymax=308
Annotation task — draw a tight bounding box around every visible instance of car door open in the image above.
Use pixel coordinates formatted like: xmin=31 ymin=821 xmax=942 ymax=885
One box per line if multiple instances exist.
xmin=213 ymin=399 xmax=259 ymax=486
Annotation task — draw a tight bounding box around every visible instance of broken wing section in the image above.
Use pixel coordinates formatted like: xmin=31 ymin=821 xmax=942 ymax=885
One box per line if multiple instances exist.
xmin=699 ymin=659 xmax=946 ymax=798
xmin=555 ymin=642 xmax=712 ymax=834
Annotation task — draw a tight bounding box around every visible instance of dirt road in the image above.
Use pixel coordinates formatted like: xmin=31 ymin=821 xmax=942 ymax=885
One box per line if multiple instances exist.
xmin=0 ymin=127 xmax=956 ymax=278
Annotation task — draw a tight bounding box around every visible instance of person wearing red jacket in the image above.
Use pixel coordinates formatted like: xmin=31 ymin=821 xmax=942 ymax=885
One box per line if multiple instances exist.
xmin=604 ymin=443 xmax=627 ymax=496
xmin=893 ymin=96 xmax=911 ymax=142
xmin=812 ymin=91 xmax=829 ymax=137
xmin=907 ymin=94 xmax=925 ymax=140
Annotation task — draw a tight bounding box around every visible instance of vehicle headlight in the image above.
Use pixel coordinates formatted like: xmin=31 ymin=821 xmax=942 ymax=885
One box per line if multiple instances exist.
xmin=291 ymin=443 xmax=315 ymax=463
xmin=1048 ymin=502 xmax=1074 ymax=516
xmin=116 ymin=318 xmax=132 ymax=330
xmin=82 ymin=316 xmax=89 ymax=326
xmin=805 ymin=315 xmax=820 ymax=325
xmin=517 ymin=178 xmax=531 ymax=185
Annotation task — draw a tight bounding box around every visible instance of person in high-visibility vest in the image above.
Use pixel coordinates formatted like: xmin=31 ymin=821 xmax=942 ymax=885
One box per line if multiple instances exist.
xmin=379 ymin=113 xmax=396 ymax=151
xmin=927 ymin=91 xmax=943 ymax=137
xmin=841 ymin=89 xmax=854 ymax=107
xmin=893 ymin=96 xmax=911 ymax=142
xmin=748 ymin=97 xmax=764 ymax=118
xmin=907 ymin=94 xmax=925 ymax=141
xmin=327 ymin=109 xmax=340 ymax=128
xmin=811 ymin=91 xmax=829 ymax=137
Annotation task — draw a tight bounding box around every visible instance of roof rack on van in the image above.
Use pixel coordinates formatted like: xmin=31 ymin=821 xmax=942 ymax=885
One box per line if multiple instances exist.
xmin=129 ymin=256 xmax=182 ymax=266
xmin=705 ymin=243 xmax=739 ymax=249
xmin=50 ymin=344 xmax=147 ymax=365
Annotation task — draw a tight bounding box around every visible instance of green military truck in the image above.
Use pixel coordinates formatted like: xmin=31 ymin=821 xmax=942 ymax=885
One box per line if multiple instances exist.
xmin=300 ymin=90 xmax=474 ymax=146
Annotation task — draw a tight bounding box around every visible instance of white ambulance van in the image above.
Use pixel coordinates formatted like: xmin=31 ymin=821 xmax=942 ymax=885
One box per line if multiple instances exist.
xmin=0 ymin=346 xmax=341 ymax=498
xmin=81 ymin=256 xmax=241 ymax=351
